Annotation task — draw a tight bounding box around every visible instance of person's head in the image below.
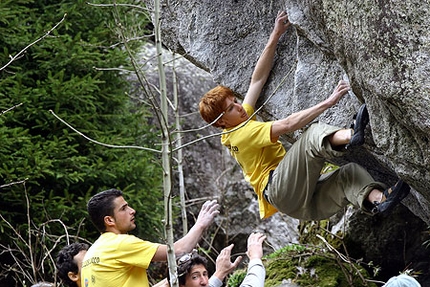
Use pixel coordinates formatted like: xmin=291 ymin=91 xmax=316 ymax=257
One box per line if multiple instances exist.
xmin=177 ymin=250 xmax=209 ymax=287
xmin=200 ymin=85 xmax=242 ymax=129
xmin=383 ymin=274 xmax=421 ymax=287
xmin=56 ymin=242 xmax=89 ymax=287
xmin=87 ymin=189 xmax=136 ymax=234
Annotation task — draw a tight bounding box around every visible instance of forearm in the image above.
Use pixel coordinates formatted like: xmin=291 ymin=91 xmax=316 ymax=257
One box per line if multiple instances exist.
xmin=173 ymin=199 xmax=218 ymax=254
xmin=244 ymin=32 xmax=282 ymax=108
xmin=239 ymin=259 xmax=265 ymax=287
xmin=212 ymin=270 xmax=229 ymax=283
xmin=271 ymin=100 xmax=331 ymax=139
xmin=244 ymin=11 xmax=290 ymax=107
xmin=250 ymin=31 xmax=282 ymax=86
xmin=271 ymin=80 xmax=349 ymax=140
xmin=209 ymin=276 xmax=223 ymax=287
xmin=173 ymin=223 xmax=206 ymax=254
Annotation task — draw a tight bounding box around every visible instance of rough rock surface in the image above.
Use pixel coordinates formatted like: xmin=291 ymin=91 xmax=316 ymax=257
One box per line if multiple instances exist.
xmin=133 ymin=44 xmax=300 ymax=255
xmin=142 ymin=0 xmax=430 ymax=283
xmin=146 ymin=0 xmax=430 ymax=226
xmin=135 ymin=41 xmax=429 ymax=284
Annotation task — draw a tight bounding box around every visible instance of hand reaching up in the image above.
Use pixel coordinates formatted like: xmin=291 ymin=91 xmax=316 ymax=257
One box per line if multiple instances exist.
xmin=326 ymin=80 xmax=350 ymax=107
xmin=213 ymin=244 xmax=243 ymax=280
xmin=246 ymin=232 xmax=266 ymax=260
xmin=273 ymin=11 xmax=291 ymax=38
xmin=195 ymin=200 xmax=220 ymax=229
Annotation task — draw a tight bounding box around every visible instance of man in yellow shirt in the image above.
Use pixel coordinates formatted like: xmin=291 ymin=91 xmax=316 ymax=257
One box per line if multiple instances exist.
xmin=81 ymin=189 xmax=219 ymax=287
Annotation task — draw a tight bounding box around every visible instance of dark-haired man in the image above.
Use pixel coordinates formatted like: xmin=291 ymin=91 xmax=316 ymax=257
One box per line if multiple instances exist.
xmin=81 ymin=189 xmax=219 ymax=287
xmin=176 ymin=232 xmax=266 ymax=287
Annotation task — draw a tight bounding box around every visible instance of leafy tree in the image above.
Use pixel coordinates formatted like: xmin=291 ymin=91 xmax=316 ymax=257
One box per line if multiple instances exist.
xmin=0 ymin=0 xmax=163 ymax=284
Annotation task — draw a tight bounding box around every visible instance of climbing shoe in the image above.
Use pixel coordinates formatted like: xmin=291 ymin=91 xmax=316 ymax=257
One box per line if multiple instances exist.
xmin=346 ymin=104 xmax=369 ymax=149
xmin=371 ymin=180 xmax=411 ymax=214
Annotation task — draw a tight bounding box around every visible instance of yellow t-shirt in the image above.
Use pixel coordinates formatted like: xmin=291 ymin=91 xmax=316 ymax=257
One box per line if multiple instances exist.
xmin=81 ymin=232 xmax=160 ymax=287
xmin=221 ymin=104 xmax=286 ymax=219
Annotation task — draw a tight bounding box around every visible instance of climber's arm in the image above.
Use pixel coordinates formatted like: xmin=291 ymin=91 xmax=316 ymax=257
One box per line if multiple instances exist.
xmin=243 ymin=11 xmax=290 ymax=109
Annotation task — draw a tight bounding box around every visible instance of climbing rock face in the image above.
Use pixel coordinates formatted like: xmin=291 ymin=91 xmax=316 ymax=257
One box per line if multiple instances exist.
xmin=145 ymin=0 xmax=430 ymax=224
xmin=132 ymin=43 xmax=300 ymax=254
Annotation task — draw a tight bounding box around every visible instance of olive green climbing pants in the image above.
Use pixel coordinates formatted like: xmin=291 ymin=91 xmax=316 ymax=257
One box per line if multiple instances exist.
xmin=265 ymin=122 xmax=386 ymax=220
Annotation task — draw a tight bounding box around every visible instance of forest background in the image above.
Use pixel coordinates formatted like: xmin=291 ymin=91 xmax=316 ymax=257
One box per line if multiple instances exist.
xmin=0 ymin=1 xmax=170 ymax=286
xmin=2 ymin=1 xmax=427 ymax=287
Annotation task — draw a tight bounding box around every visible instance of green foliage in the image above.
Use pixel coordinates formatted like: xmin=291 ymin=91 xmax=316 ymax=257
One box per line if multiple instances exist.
xmin=228 ymin=244 xmax=377 ymax=287
xmin=265 ymin=243 xmax=306 ymax=259
xmin=0 ymin=0 xmax=163 ymax=284
xmin=298 ymin=220 xmax=342 ymax=248
xmin=227 ymin=269 xmax=247 ymax=287
xmin=228 ymin=220 xmax=379 ymax=287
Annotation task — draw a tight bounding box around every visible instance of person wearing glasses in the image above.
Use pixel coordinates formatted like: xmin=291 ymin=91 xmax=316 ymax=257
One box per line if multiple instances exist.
xmin=56 ymin=242 xmax=89 ymax=287
xmin=199 ymin=11 xmax=410 ymax=222
xmin=81 ymin=189 xmax=220 ymax=287
xmin=176 ymin=232 xmax=266 ymax=287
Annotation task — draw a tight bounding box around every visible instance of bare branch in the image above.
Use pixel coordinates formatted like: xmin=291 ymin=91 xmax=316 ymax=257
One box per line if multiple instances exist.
xmin=0 ymin=178 xmax=28 ymax=189
xmin=22 ymin=183 xmax=38 ymax=280
xmin=93 ymin=66 xmax=134 ymax=73
xmin=49 ymin=110 xmax=161 ymax=153
xmin=0 ymin=103 xmax=23 ymax=116
xmin=86 ymin=2 xmax=150 ymax=11
xmin=171 ymin=112 xmax=225 ymax=135
xmin=0 ymin=176 xmax=91 ymax=284
xmin=111 ymin=13 xmax=166 ymax=139
xmin=107 ymin=35 xmax=154 ymax=49
xmin=0 ymin=214 xmax=31 ymax=257
xmin=0 ymin=14 xmax=67 ymax=72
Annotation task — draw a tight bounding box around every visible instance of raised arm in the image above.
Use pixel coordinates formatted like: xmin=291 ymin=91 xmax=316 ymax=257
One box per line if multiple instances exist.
xmin=243 ymin=11 xmax=291 ymax=108
xmin=270 ymin=80 xmax=350 ymax=141
xmin=212 ymin=244 xmax=243 ymax=283
xmin=152 ymin=200 xmax=220 ymax=261
xmin=239 ymin=232 xmax=266 ymax=287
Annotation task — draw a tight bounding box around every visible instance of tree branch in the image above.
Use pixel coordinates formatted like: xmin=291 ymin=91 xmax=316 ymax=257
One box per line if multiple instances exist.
xmin=49 ymin=110 xmax=161 ymax=153
xmin=1 ymin=103 xmax=23 ymax=116
xmin=0 ymin=14 xmax=67 ymax=72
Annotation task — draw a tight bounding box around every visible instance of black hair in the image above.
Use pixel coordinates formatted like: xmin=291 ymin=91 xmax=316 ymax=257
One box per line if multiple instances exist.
xmin=87 ymin=189 xmax=123 ymax=233
xmin=177 ymin=252 xmax=208 ymax=285
xmin=56 ymin=242 xmax=89 ymax=287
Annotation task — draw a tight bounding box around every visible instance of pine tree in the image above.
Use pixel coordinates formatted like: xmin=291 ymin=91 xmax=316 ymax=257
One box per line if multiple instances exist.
xmin=0 ymin=1 xmax=163 ymax=284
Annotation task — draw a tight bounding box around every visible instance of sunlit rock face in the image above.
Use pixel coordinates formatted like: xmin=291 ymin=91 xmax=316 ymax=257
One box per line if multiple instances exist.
xmin=141 ymin=0 xmax=430 ymax=282
xmin=133 ymin=43 xmax=300 ymax=255
xmin=145 ymin=0 xmax=430 ymax=225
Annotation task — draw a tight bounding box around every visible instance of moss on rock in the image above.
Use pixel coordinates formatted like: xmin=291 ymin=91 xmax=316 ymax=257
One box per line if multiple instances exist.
xmin=228 ymin=244 xmax=377 ymax=287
